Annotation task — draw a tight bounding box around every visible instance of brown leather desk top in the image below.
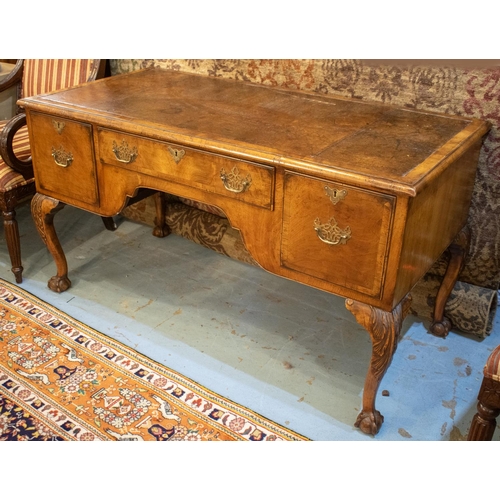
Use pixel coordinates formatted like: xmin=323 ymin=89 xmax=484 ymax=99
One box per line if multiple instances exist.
xmin=20 ymin=68 xmax=486 ymax=195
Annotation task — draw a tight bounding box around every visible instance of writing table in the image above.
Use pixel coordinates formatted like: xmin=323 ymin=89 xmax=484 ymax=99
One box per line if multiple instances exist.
xmin=19 ymin=68 xmax=490 ymax=435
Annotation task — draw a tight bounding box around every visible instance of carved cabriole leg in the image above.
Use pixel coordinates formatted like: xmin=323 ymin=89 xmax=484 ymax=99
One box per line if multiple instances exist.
xmin=153 ymin=191 xmax=170 ymax=238
xmin=467 ymin=377 xmax=500 ymax=441
xmin=346 ymin=294 xmax=412 ymax=435
xmin=430 ymin=226 xmax=471 ymax=338
xmin=31 ymin=193 xmax=71 ymax=293
xmin=2 ymin=206 xmax=23 ymax=283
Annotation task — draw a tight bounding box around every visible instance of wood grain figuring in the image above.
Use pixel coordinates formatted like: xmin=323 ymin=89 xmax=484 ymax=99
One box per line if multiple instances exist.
xmin=28 ymin=112 xmax=99 ymax=208
xmin=19 ymin=68 xmax=490 ymax=436
xmin=392 ymin=140 xmax=484 ymax=308
xmin=21 ymin=68 xmax=488 ymax=193
xmin=281 ymin=171 xmax=394 ymax=297
xmin=97 ymin=128 xmax=275 ymax=209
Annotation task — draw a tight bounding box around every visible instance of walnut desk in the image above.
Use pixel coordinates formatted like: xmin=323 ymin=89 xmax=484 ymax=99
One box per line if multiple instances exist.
xmin=19 ymin=68 xmax=490 ymax=436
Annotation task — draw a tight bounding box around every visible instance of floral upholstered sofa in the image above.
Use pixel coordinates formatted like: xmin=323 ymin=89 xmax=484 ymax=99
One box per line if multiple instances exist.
xmin=110 ymin=59 xmax=500 ymax=338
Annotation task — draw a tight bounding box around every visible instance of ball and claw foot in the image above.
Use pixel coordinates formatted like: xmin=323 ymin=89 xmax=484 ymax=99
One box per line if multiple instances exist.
xmin=48 ymin=276 xmax=71 ymax=293
xmin=152 ymin=225 xmax=170 ymax=238
xmin=354 ymin=409 xmax=384 ymax=435
xmin=429 ymin=317 xmax=452 ymax=338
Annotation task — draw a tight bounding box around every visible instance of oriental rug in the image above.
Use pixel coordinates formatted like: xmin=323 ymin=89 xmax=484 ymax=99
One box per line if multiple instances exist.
xmin=0 ymin=278 xmax=306 ymax=441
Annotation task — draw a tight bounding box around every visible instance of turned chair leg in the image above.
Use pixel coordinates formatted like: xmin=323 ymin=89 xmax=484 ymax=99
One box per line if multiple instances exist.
xmin=467 ymin=377 xmax=500 ymax=441
xmin=2 ymin=207 xmax=23 ymax=283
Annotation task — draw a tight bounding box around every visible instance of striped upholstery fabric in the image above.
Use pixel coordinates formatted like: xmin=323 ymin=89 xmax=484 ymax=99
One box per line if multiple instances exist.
xmin=22 ymin=59 xmax=96 ymax=98
xmin=1 ymin=60 xmax=97 ymax=193
xmin=484 ymin=344 xmax=500 ymax=382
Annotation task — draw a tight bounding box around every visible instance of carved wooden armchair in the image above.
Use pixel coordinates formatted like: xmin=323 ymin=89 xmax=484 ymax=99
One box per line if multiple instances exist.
xmin=467 ymin=344 xmax=500 ymax=440
xmin=0 ymin=59 xmax=115 ymax=283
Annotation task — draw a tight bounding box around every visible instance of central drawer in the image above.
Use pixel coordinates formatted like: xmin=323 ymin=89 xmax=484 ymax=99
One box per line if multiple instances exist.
xmin=97 ymin=128 xmax=274 ymax=209
xmin=281 ymin=172 xmax=395 ymax=297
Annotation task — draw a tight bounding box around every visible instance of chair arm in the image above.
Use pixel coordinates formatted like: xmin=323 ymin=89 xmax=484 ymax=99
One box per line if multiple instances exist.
xmin=0 ymin=113 xmax=33 ymax=178
xmin=0 ymin=59 xmax=24 ymax=94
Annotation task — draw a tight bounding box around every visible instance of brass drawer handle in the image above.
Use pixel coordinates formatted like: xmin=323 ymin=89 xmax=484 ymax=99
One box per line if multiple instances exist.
xmin=51 ymin=146 xmax=73 ymax=168
xmin=220 ymin=166 xmax=252 ymax=193
xmin=112 ymin=140 xmax=138 ymax=164
xmin=314 ymin=217 xmax=351 ymax=245
xmin=168 ymin=146 xmax=185 ymax=164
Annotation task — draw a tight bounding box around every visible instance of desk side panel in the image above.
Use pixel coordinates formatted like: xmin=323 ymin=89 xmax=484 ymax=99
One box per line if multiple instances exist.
xmin=392 ymin=139 xmax=483 ymax=308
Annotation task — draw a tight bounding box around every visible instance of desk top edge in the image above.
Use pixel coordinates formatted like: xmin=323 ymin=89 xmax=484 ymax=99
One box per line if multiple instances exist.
xmin=19 ymin=68 xmax=490 ymax=194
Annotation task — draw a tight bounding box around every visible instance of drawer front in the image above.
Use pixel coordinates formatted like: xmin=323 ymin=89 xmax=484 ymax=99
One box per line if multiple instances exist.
xmin=97 ymin=128 xmax=274 ymax=209
xmin=281 ymin=172 xmax=395 ymax=297
xmin=29 ymin=112 xmax=99 ymax=206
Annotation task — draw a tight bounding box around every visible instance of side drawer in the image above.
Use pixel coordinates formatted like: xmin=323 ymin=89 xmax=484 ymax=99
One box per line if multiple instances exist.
xmin=281 ymin=172 xmax=395 ymax=297
xmin=97 ymin=128 xmax=274 ymax=209
xmin=29 ymin=112 xmax=99 ymax=207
